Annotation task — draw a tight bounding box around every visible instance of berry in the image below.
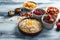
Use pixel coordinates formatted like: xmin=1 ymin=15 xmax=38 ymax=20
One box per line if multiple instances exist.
xmin=56 ymin=22 xmax=60 ymax=30
xmin=33 ymin=9 xmax=44 ymax=15
xmin=47 ymin=14 xmax=52 ymax=20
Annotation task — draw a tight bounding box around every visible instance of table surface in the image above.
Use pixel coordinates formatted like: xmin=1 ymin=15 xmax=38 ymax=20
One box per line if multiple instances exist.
xmin=0 ymin=1 xmax=60 ymax=40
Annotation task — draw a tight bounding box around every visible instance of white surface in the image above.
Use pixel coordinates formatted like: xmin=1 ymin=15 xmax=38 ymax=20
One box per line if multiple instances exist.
xmin=0 ymin=1 xmax=60 ymax=40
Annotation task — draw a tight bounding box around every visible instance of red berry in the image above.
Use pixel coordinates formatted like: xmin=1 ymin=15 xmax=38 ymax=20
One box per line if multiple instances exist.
xmin=56 ymin=22 xmax=60 ymax=30
xmin=33 ymin=11 xmax=37 ymax=14
xmin=47 ymin=14 xmax=52 ymax=20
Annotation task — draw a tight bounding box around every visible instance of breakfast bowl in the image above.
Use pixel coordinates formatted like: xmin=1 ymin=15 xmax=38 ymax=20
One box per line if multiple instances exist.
xmin=23 ymin=1 xmax=37 ymax=10
xmin=41 ymin=14 xmax=56 ymax=30
xmin=18 ymin=17 xmax=43 ymax=35
xmin=46 ymin=6 xmax=59 ymax=19
xmin=32 ymin=8 xmax=46 ymax=20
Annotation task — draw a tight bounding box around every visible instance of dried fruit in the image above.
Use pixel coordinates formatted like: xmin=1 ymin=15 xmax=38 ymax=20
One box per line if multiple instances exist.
xmin=33 ymin=9 xmax=45 ymax=15
xmin=25 ymin=12 xmax=32 ymax=17
xmin=8 ymin=10 xmax=15 ymax=16
xmin=49 ymin=18 xmax=54 ymax=23
xmin=47 ymin=7 xmax=59 ymax=18
xmin=15 ymin=8 xmax=21 ymax=14
xmin=47 ymin=7 xmax=59 ymax=15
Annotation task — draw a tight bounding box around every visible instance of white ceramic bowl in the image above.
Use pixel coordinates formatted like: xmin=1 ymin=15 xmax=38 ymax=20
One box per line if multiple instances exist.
xmin=32 ymin=8 xmax=46 ymax=20
xmin=41 ymin=14 xmax=55 ymax=29
xmin=23 ymin=1 xmax=37 ymax=10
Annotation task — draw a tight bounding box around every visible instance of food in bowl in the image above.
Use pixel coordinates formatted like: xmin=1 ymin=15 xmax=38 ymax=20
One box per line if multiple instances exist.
xmin=15 ymin=8 xmax=21 ymax=14
xmin=24 ymin=1 xmax=37 ymax=10
xmin=32 ymin=8 xmax=46 ymax=19
xmin=25 ymin=12 xmax=32 ymax=17
xmin=20 ymin=12 xmax=32 ymax=17
xmin=18 ymin=18 xmax=42 ymax=35
xmin=56 ymin=19 xmax=60 ymax=30
xmin=43 ymin=14 xmax=55 ymax=24
xmin=46 ymin=6 xmax=59 ymax=18
xmin=8 ymin=10 xmax=15 ymax=16
xmin=33 ymin=9 xmax=45 ymax=15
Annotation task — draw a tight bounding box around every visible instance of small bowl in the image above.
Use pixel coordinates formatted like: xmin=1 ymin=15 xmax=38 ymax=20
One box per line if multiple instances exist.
xmin=41 ymin=14 xmax=55 ymax=30
xmin=23 ymin=1 xmax=37 ymax=10
xmin=32 ymin=8 xmax=46 ymax=20
xmin=46 ymin=6 xmax=59 ymax=19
